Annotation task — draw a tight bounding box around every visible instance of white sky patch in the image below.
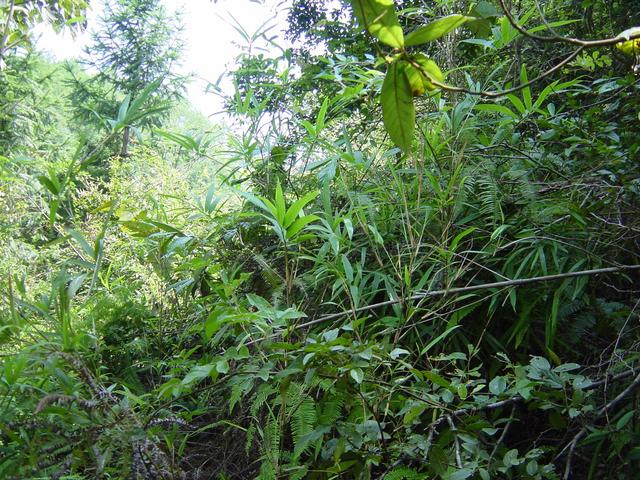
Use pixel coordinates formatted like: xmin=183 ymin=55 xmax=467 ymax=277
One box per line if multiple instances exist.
xmin=34 ymin=0 xmax=294 ymax=117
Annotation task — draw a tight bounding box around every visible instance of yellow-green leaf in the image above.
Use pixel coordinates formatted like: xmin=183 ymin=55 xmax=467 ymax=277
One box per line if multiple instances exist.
xmin=616 ymin=27 xmax=640 ymax=57
xmin=405 ymin=14 xmax=473 ymax=47
xmin=381 ymin=61 xmax=415 ymax=151
xmin=349 ymin=0 xmax=404 ymax=48
xmin=403 ymin=62 xmax=428 ymax=96
xmin=414 ymin=54 xmax=444 ymax=89
xmin=403 ymin=54 xmax=444 ymax=96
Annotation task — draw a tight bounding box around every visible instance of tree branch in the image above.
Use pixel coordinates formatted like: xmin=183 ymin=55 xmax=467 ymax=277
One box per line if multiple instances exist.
xmin=426 ymin=47 xmax=584 ymax=98
xmin=0 ymin=0 xmax=16 ymax=67
xmin=498 ymin=0 xmax=640 ymax=47
xmin=289 ymin=264 xmax=640 ymax=332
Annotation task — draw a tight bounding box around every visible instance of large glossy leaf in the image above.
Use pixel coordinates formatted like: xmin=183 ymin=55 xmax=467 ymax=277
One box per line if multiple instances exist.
xmin=349 ymin=0 xmax=404 ymax=48
xmin=415 ymin=55 xmax=444 ymax=85
xmin=405 ymin=14 xmax=473 ymax=46
xmin=381 ymin=61 xmax=415 ymax=151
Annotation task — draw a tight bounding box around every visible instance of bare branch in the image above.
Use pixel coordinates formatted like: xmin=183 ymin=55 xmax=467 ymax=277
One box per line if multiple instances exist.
xmin=446 ymin=415 xmax=463 ymax=468
xmin=426 ymin=47 xmax=584 ymax=98
xmin=498 ymin=0 xmax=640 ymax=47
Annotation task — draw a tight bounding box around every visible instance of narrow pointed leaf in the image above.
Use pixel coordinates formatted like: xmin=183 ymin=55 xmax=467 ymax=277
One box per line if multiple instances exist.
xmin=127 ymin=79 xmax=162 ymax=120
xmin=67 ymin=229 xmax=96 ymax=260
xmin=274 ymin=182 xmax=286 ymax=224
xmin=239 ymin=190 xmax=270 ymax=214
xmin=117 ymin=94 xmax=131 ymax=123
xmin=520 ymin=64 xmax=532 ymax=110
xmin=287 ymin=214 xmax=320 ymax=239
xmin=38 ymin=176 xmax=59 ymax=195
xmin=284 ymin=190 xmax=319 ymax=228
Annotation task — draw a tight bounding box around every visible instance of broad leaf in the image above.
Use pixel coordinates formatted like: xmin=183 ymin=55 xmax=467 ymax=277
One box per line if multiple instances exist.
xmin=182 ymin=364 xmax=214 ymax=385
xmin=350 ymin=368 xmax=364 ymax=384
xmin=404 ymin=54 xmax=444 ymax=95
xmin=349 ymin=0 xmax=404 ymax=48
xmin=381 ymin=61 xmax=415 ymax=151
xmin=405 ymin=14 xmax=473 ymax=46
xmin=403 ymin=62 xmax=428 ymax=96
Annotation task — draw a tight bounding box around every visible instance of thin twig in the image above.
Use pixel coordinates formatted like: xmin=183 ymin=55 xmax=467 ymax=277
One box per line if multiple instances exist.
xmin=429 ymin=47 xmax=584 ymax=98
xmin=556 ymin=371 xmax=640 ymax=479
xmin=488 ymin=404 xmax=516 ymax=463
xmin=446 ymin=415 xmax=463 ymax=468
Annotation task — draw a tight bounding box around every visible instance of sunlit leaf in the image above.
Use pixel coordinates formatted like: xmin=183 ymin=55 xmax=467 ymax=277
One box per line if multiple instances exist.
xmin=405 ymin=14 xmax=473 ymax=47
xmin=349 ymin=0 xmax=404 ymax=48
xmin=381 ymin=61 xmax=415 ymax=151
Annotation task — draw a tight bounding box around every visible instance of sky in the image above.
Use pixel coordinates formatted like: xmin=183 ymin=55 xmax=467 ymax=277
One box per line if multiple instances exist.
xmin=34 ymin=0 xmax=293 ymax=117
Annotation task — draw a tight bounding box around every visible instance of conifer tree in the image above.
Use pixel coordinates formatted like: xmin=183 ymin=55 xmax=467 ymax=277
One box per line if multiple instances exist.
xmin=84 ymin=0 xmax=186 ymax=155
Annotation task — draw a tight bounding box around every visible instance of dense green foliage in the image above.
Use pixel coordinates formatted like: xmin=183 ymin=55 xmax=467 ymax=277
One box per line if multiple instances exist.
xmin=82 ymin=0 xmax=186 ymax=156
xmin=1 ymin=1 xmax=640 ymax=479
xmin=0 ymin=0 xmax=88 ymax=68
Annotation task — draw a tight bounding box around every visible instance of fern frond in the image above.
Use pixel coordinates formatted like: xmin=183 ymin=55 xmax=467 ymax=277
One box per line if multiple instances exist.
xmin=245 ymin=422 xmax=257 ymax=455
xmin=256 ymin=459 xmax=277 ymax=480
xmin=290 ymin=398 xmax=317 ymax=457
xmin=228 ymin=377 xmax=253 ymax=413
xmin=384 ymin=466 xmax=426 ymax=480
xmin=251 ymin=384 xmax=277 ymax=417
xmin=318 ymin=397 xmax=343 ymax=426
xmin=477 ymin=175 xmax=504 ymax=225
xmin=262 ymin=415 xmax=281 ymax=469
xmin=288 ymin=464 xmax=309 ymax=480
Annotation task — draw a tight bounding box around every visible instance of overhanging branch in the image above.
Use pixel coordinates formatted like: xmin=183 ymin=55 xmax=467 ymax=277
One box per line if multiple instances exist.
xmin=292 ymin=264 xmax=640 ymax=331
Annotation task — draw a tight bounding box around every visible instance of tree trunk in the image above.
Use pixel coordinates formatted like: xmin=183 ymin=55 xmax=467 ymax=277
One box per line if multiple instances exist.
xmin=120 ymin=125 xmax=130 ymax=157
